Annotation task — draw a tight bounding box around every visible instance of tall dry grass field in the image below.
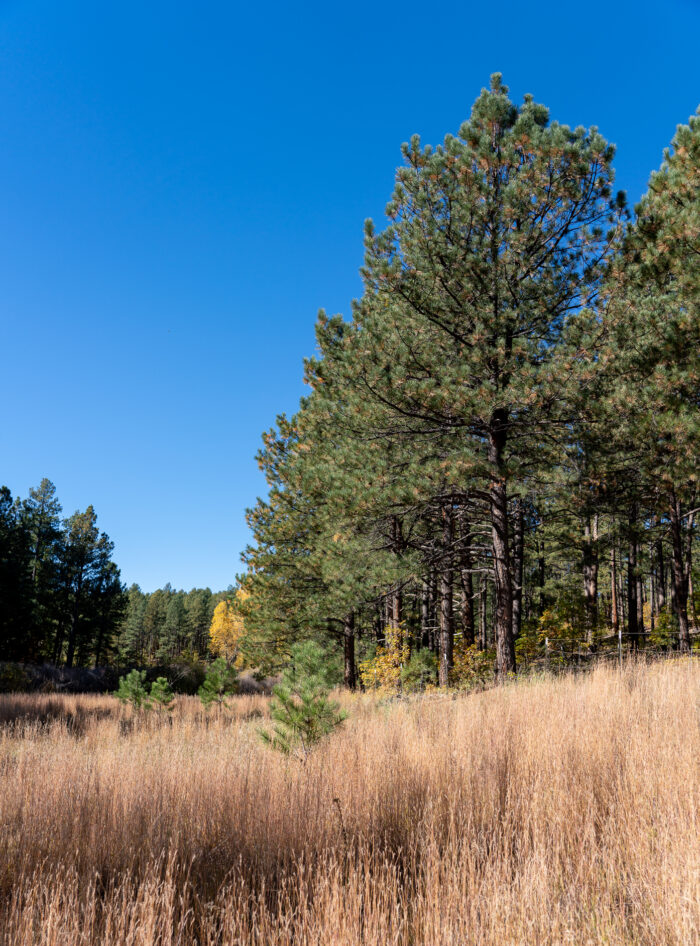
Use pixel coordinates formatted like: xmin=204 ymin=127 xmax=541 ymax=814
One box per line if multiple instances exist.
xmin=0 ymin=660 xmax=698 ymax=945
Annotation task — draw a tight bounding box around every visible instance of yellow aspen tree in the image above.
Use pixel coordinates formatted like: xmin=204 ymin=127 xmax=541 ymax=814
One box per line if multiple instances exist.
xmin=208 ymin=590 xmax=247 ymax=667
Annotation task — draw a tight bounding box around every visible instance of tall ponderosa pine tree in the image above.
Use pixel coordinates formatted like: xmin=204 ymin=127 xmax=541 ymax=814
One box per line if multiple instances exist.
xmin=326 ymin=76 xmax=623 ymax=675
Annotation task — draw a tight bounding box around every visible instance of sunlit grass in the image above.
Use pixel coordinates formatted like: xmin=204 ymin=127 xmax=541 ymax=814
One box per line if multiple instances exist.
xmin=0 ymin=659 xmax=698 ymax=944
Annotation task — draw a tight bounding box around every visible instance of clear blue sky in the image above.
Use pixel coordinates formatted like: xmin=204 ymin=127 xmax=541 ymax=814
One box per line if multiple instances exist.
xmin=1 ymin=0 xmax=698 ymax=592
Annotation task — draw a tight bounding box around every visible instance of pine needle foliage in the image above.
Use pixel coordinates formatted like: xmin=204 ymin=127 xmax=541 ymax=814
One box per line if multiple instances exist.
xmin=149 ymin=676 xmax=175 ymax=712
xmin=115 ymin=670 xmax=151 ymax=711
xmin=197 ymin=658 xmax=238 ymax=710
xmin=260 ymin=641 xmax=346 ymax=758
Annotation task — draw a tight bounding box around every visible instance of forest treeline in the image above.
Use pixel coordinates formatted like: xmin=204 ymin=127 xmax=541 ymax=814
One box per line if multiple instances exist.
xmin=239 ymin=76 xmax=699 ymax=689
xmin=117 ymin=583 xmax=227 ymax=664
xmin=0 ymin=479 xmax=226 ymax=668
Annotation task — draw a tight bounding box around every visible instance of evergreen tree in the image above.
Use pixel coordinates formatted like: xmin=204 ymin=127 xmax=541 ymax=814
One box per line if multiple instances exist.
xmin=21 ymin=479 xmax=63 ymax=659
xmin=0 ymin=487 xmax=33 ymax=659
xmin=260 ymin=640 xmax=346 ymax=758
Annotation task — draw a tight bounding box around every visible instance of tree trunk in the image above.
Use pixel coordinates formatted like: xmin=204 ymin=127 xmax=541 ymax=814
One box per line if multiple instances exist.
xmin=420 ymin=580 xmax=431 ymax=648
xmin=685 ymin=512 xmax=696 ymax=628
xmin=391 ymin=591 xmax=401 ymax=630
xmin=389 ymin=516 xmax=402 ymax=642
xmin=656 ymin=538 xmax=666 ymax=612
xmin=488 ymin=417 xmax=516 ymax=676
xmin=438 ymin=507 xmax=454 ymax=687
xmin=628 ymin=505 xmax=638 ymax=650
xmin=460 ymin=519 xmax=475 ymax=646
xmin=479 ymin=577 xmax=488 ymax=651
xmin=582 ymin=514 xmax=599 ymax=646
xmin=65 ymin=608 xmax=79 ymax=668
xmin=669 ymin=492 xmax=690 ymax=652
xmin=460 ymin=572 xmax=475 ymax=646
xmin=343 ymin=611 xmax=356 ymax=690
xmin=52 ymin=624 xmax=65 ymax=665
xmin=636 ymin=571 xmax=645 ymax=644
xmin=610 ymin=545 xmax=619 ymax=633
xmin=511 ymin=499 xmax=524 ymax=640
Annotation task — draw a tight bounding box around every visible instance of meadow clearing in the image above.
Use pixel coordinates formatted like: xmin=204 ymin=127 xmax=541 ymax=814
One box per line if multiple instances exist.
xmin=0 ymin=659 xmax=698 ymax=945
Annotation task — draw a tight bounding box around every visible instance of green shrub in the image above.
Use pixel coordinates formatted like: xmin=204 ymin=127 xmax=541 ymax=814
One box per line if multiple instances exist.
xmin=115 ymin=670 xmax=151 ymax=710
xmin=149 ymin=676 xmax=175 ymax=711
xmin=260 ymin=641 xmax=346 ymax=758
xmin=198 ymin=658 xmax=238 ymax=710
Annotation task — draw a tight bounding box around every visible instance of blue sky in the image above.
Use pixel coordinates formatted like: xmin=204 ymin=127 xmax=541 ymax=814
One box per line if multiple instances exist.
xmin=1 ymin=0 xmax=698 ymax=592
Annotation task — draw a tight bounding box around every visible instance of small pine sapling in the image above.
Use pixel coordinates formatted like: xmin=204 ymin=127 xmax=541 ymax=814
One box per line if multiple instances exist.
xmin=198 ymin=657 xmax=238 ymax=710
xmin=260 ymin=640 xmax=346 ymax=758
xmin=115 ymin=669 xmax=151 ymax=711
xmin=149 ymin=676 xmax=175 ymax=712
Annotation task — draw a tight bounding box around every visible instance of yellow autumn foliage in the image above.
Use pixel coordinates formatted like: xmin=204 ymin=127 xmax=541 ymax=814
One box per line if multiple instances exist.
xmin=450 ymin=642 xmax=494 ymax=689
xmin=208 ymin=589 xmax=248 ymax=668
xmin=358 ymin=626 xmax=410 ymax=692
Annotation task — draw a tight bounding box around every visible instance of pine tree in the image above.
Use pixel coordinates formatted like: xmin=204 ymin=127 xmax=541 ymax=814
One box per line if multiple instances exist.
xmin=326 ymin=75 xmax=624 ymax=675
xmin=603 ymin=110 xmax=699 ymax=650
xmin=260 ymin=641 xmax=346 ymax=758
xmin=0 ymin=487 xmax=33 ymax=659
xmin=21 ymin=479 xmax=63 ymax=659
xmin=198 ymin=658 xmax=238 ymax=709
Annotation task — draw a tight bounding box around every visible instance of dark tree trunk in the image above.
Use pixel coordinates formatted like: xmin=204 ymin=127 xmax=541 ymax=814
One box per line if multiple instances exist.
xmin=488 ymin=416 xmax=516 ymax=676
xmin=628 ymin=505 xmax=638 ymax=650
xmin=650 ymin=558 xmax=656 ymax=634
xmin=391 ymin=591 xmax=401 ymax=630
xmin=582 ymin=514 xmax=599 ymax=646
xmin=420 ymin=580 xmax=431 ymax=648
xmin=656 ymin=538 xmax=666 ymax=612
xmin=610 ymin=545 xmax=619 ymax=634
xmin=460 ymin=519 xmax=475 ymax=646
xmin=479 ymin=577 xmax=488 ymax=651
xmin=438 ymin=507 xmax=454 ymax=687
xmin=65 ymin=610 xmax=79 ymax=668
xmin=511 ymin=499 xmax=524 ymax=641
xmin=686 ymin=513 xmax=696 ymax=628
xmin=636 ymin=571 xmax=645 ymax=644
xmin=460 ymin=572 xmax=475 ymax=646
xmin=52 ymin=624 xmax=65 ymax=665
xmin=669 ymin=492 xmax=690 ymax=652
xmin=389 ymin=516 xmax=402 ymax=640
xmin=94 ymin=624 xmax=105 ymax=668
xmin=343 ymin=611 xmax=356 ymax=690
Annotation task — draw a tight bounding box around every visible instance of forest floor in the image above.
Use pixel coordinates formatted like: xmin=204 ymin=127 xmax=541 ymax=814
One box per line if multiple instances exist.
xmin=0 ymin=659 xmax=698 ymax=945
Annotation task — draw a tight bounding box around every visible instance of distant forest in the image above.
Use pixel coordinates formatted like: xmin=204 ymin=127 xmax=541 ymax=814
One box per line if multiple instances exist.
xmin=0 ymin=479 xmax=226 ymax=667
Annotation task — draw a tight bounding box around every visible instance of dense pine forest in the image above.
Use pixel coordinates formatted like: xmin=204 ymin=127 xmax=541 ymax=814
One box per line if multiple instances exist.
xmin=238 ymin=78 xmax=699 ymax=689
xmin=0 ymin=479 xmax=227 ymax=672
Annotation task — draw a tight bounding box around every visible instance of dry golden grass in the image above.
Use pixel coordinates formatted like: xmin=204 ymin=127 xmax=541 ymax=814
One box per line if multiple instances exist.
xmin=0 ymin=659 xmax=698 ymax=945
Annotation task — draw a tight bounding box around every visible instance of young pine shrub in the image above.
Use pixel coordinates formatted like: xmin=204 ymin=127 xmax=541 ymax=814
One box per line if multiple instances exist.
xmin=115 ymin=670 xmax=151 ymax=711
xmin=260 ymin=640 xmax=346 ymax=758
xmin=198 ymin=658 xmax=238 ymax=710
xmin=149 ymin=676 xmax=175 ymax=712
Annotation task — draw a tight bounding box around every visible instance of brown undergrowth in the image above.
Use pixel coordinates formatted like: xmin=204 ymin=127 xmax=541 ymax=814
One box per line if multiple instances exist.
xmin=0 ymin=660 xmax=698 ymax=944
